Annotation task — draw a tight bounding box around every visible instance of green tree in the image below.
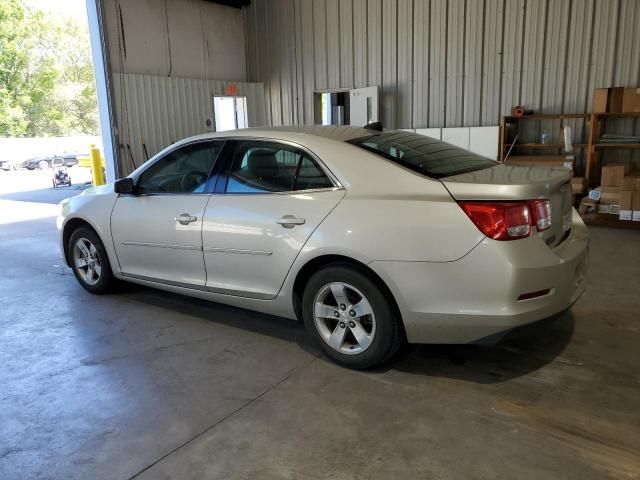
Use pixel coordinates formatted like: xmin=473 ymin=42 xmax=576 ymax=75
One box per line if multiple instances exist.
xmin=0 ymin=0 xmax=98 ymax=137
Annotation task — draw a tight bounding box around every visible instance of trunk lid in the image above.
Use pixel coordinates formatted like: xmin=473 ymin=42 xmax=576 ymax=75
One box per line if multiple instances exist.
xmin=441 ymin=164 xmax=573 ymax=247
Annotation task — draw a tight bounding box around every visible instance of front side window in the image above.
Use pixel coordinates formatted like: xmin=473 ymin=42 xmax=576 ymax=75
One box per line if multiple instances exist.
xmin=348 ymin=131 xmax=496 ymax=179
xmin=223 ymin=141 xmax=333 ymax=193
xmin=136 ymin=141 xmax=223 ymax=194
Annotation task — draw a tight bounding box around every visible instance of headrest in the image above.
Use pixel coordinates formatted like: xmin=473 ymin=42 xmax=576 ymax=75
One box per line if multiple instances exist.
xmin=247 ymin=150 xmax=279 ymax=178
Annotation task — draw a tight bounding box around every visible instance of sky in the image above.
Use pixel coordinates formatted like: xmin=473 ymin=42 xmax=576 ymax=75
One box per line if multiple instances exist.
xmin=24 ymin=0 xmax=88 ymax=23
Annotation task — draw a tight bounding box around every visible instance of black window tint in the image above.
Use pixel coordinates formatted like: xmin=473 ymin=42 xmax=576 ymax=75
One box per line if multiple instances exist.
xmin=137 ymin=141 xmax=222 ymax=193
xmin=224 ymin=141 xmax=332 ymax=194
xmin=348 ymin=131 xmax=496 ymax=179
xmin=293 ymin=156 xmax=333 ymax=191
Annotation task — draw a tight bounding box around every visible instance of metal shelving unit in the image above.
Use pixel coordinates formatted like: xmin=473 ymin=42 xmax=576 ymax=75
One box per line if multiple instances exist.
xmin=586 ymin=111 xmax=640 ymax=187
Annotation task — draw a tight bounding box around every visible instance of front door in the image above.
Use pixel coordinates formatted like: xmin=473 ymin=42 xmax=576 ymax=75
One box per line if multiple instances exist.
xmin=202 ymin=139 xmax=344 ymax=299
xmin=111 ymin=140 xmax=224 ymax=287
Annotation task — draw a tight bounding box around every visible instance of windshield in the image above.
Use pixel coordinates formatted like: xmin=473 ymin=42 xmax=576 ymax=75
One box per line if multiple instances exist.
xmin=347 ymin=131 xmax=496 ymax=179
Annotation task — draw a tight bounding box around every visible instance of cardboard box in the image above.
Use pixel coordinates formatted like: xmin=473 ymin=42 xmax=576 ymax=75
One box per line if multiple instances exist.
xmin=578 ymin=197 xmax=597 ymax=215
xmin=571 ymin=176 xmax=586 ymax=195
xmin=633 ymin=192 xmax=640 ymax=222
xmin=620 ymin=209 xmax=632 ymax=221
xmin=593 ymin=87 xmax=625 ymax=113
xmin=600 ymin=186 xmax=621 ymax=204
xmin=620 ymin=190 xmax=633 ymax=210
xmin=601 ymin=164 xmax=628 ymax=187
xmin=593 ymin=89 xmax=608 ymax=113
xmin=621 ymin=171 xmax=640 ymax=191
xmin=622 ymin=176 xmax=638 ymax=191
xmin=622 ymin=88 xmax=640 ymax=113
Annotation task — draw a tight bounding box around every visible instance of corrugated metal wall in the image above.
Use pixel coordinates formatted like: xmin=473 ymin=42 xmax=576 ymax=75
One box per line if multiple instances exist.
xmin=244 ymin=0 xmax=640 ymax=164
xmin=111 ymin=73 xmax=265 ymax=174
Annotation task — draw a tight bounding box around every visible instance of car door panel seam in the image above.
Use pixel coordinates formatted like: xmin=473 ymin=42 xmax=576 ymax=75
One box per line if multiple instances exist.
xmin=203 ymin=247 xmax=273 ymax=256
xmin=120 ymin=241 xmax=202 ymax=251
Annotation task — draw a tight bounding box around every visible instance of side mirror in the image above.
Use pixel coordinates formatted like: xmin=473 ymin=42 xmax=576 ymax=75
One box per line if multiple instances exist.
xmin=114 ymin=177 xmax=135 ymax=194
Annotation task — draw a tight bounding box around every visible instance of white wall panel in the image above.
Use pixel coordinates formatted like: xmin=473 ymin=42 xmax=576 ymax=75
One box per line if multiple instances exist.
xmin=442 ymin=127 xmax=470 ymax=150
xmin=416 ymin=128 xmax=441 ymax=140
xmin=469 ymin=126 xmax=500 ymax=160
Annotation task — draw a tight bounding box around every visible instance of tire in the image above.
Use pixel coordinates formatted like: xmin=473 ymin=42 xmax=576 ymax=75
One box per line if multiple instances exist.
xmin=38 ymin=160 xmax=50 ymax=170
xmin=68 ymin=226 xmax=116 ymax=294
xmin=302 ymin=264 xmax=404 ymax=369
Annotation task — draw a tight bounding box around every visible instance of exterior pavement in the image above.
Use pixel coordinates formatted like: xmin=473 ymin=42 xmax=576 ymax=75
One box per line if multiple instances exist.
xmin=1 ymin=175 xmax=638 ymax=480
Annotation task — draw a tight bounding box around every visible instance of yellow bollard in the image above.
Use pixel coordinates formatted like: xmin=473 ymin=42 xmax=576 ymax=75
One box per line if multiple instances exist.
xmin=89 ymin=144 xmax=105 ymax=186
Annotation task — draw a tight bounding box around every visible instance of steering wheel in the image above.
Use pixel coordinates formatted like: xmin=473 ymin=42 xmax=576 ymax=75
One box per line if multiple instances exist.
xmin=180 ymin=171 xmax=207 ymax=192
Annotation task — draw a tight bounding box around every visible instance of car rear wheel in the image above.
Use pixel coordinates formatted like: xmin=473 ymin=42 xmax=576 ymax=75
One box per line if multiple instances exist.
xmin=38 ymin=160 xmax=50 ymax=170
xmin=68 ymin=227 xmax=116 ymax=294
xmin=302 ymin=264 xmax=404 ymax=369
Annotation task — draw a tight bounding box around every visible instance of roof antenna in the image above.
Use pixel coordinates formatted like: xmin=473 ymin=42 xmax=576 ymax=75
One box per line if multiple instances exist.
xmin=503 ymin=134 xmax=518 ymax=163
xmin=364 ymin=121 xmax=383 ymax=131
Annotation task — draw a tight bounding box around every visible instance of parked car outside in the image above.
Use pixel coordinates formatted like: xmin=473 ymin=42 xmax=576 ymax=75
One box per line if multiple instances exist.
xmin=22 ymin=152 xmax=79 ymax=170
xmin=57 ymin=126 xmax=589 ymax=369
xmin=55 ymin=151 xmax=79 ymax=168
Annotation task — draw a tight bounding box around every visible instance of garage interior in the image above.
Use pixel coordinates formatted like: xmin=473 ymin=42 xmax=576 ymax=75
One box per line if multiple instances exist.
xmin=1 ymin=0 xmax=640 ymax=479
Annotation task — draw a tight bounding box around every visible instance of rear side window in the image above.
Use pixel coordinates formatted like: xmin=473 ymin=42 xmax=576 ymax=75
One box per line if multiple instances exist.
xmin=222 ymin=140 xmax=334 ymax=193
xmin=348 ymin=131 xmax=496 ymax=179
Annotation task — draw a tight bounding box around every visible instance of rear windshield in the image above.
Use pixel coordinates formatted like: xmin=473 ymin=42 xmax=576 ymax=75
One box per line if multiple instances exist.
xmin=347 ymin=131 xmax=496 ymax=179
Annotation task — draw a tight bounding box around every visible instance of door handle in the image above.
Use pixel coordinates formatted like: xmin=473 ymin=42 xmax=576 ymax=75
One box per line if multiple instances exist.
xmin=276 ymin=215 xmax=306 ymax=228
xmin=175 ymin=213 xmax=198 ymax=225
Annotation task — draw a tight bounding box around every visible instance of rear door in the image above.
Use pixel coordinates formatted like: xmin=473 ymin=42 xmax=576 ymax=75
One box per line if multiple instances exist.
xmin=111 ymin=140 xmax=224 ymax=287
xmin=202 ymin=139 xmax=344 ymax=299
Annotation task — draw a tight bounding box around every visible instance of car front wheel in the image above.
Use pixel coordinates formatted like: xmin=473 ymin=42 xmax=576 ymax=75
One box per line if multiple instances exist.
xmin=68 ymin=227 xmax=116 ymax=294
xmin=302 ymin=264 xmax=404 ymax=369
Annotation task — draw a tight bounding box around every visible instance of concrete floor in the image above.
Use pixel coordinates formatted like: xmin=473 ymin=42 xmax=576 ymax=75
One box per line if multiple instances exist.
xmin=1 ymin=181 xmax=639 ymax=480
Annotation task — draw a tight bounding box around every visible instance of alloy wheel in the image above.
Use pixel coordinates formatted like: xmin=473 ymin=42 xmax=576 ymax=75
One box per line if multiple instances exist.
xmin=73 ymin=238 xmax=102 ymax=286
xmin=313 ymin=282 xmax=376 ymax=355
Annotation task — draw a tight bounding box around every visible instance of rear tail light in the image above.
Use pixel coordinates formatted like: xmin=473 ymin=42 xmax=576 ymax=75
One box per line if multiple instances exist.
xmin=530 ymin=199 xmax=552 ymax=231
xmin=459 ymin=200 xmax=552 ymax=241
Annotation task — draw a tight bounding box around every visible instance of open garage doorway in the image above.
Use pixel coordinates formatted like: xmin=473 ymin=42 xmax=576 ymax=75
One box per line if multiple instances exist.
xmin=0 ymin=0 xmax=101 ymax=206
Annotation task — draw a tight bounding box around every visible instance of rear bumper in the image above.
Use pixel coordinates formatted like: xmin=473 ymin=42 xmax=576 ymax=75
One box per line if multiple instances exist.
xmin=371 ymin=209 xmax=589 ymax=344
